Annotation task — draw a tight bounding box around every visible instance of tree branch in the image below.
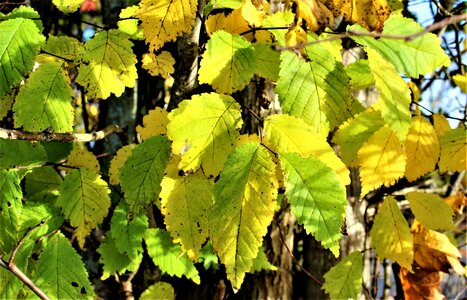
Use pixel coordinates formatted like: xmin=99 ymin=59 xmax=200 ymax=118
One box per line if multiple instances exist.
xmin=0 ymin=125 xmax=123 ymax=142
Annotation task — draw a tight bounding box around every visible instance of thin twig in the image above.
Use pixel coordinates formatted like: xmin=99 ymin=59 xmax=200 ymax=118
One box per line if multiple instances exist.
xmin=240 ymin=26 xmax=290 ymax=36
xmin=414 ymin=101 xmax=466 ymax=122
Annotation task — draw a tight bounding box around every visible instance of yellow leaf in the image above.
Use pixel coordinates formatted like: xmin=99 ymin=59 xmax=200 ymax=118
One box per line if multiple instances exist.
xmin=294 ymin=0 xmax=334 ymax=32
xmin=285 ymin=24 xmax=307 ymax=47
xmin=404 ymin=116 xmax=440 ymax=182
xmin=406 ymin=192 xmax=454 ymax=231
xmin=52 ymin=0 xmax=84 ymax=13
xmin=444 ymin=192 xmax=467 ymax=215
xmin=370 ymin=196 xmax=413 ymax=270
xmin=205 ymin=9 xmax=250 ymax=37
xmin=358 ymin=126 xmax=406 ymax=196
xmin=142 ymin=51 xmax=175 ymax=79
xmin=452 ymin=73 xmax=467 ymax=93
xmin=136 ymin=107 xmax=169 ymax=141
xmin=118 ymin=6 xmax=144 ymax=40
xmin=241 ymin=0 xmax=266 ymax=27
xmin=66 ymin=147 xmax=100 ymax=173
xmin=438 ymin=127 xmax=466 ymax=173
xmin=137 ymin=0 xmax=197 ymax=51
xmin=321 ymin=0 xmax=391 ymax=31
xmin=433 ymin=113 xmax=451 ymax=137
xmin=108 ymin=145 xmax=135 ymax=185
xmin=264 ymin=114 xmax=350 ymax=186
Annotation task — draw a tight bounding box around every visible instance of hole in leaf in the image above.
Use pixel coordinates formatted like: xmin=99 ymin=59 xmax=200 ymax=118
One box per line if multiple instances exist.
xmin=71 ymin=282 xmax=79 ymax=287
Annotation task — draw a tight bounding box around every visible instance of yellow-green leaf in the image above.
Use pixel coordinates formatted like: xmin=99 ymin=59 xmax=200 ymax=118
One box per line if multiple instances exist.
xmin=161 ymin=170 xmax=213 ymax=261
xmin=345 ymin=59 xmax=374 ymax=90
xmin=406 ymin=192 xmax=454 ymax=231
xmin=140 ymin=282 xmax=175 ymax=300
xmin=262 ymin=10 xmax=294 ymax=45
xmin=198 ymin=31 xmax=256 ymax=94
xmin=76 ymin=29 xmax=137 ymax=99
xmin=136 ymin=107 xmax=169 ymax=140
xmin=370 ymin=196 xmax=413 ymax=270
xmin=254 ymin=42 xmax=280 ymax=81
xmin=142 ymin=51 xmax=175 ymax=79
xmin=108 ymin=145 xmax=135 ymax=185
xmin=367 ymin=48 xmax=411 ymax=143
xmin=0 ymin=170 xmax=22 ymax=253
xmin=66 ymin=147 xmax=100 ymax=173
xmin=13 ymin=61 xmax=74 ymax=132
xmin=57 ymin=168 xmax=111 ymax=248
xmin=137 ymin=0 xmax=197 ymax=51
xmin=250 ymin=247 xmax=277 ymax=272
xmin=264 ymin=114 xmax=350 ymax=186
xmin=52 ymin=0 xmax=84 ymax=13
xmin=42 ymin=35 xmax=83 ymax=61
xmin=433 ymin=113 xmax=451 ymax=137
xmin=280 ymin=153 xmax=346 ymax=257
xmin=349 ymin=15 xmax=450 ymax=78
xmin=358 ymin=126 xmax=406 ymax=196
xmin=438 ymin=127 xmax=466 ymax=173
xmin=167 ymin=93 xmax=243 ymax=176
xmin=209 ymin=143 xmax=278 ymax=289
xmin=404 ymin=116 xmax=440 ymax=181
xmin=322 ymin=251 xmax=363 ymax=299
xmin=118 ymin=6 xmax=143 ymax=40
xmin=332 ymin=108 xmax=385 ymax=166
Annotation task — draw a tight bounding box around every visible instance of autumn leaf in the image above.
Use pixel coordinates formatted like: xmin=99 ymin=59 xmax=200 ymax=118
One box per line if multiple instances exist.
xmin=108 ymin=145 xmax=135 ymax=185
xmin=433 ymin=113 xmax=451 ymax=137
xmin=294 ymin=0 xmax=334 ymax=32
xmin=444 ymin=192 xmax=467 ymax=215
xmin=205 ymin=8 xmax=249 ymax=37
xmin=52 ymin=0 xmax=84 ymax=13
xmin=406 ymin=192 xmax=454 ymax=231
xmin=400 ymin=267 xmax=443 ymax=300
xmin=452 ymin=73 xmax=467 ymax=93
xmin=322 ymin=251 xmax=363 ymax=299
xmin=140 ymin=282 xmax=175 ymax=300
xmin=438 ymin=127 xmax=466 ymax=173
xmin=136 ymin=107 xmax=169 ymax=140
xmin=66 ymin=146 xmax=100 ymax=173
xmin=345 ymin=59 xmax=375 ymax=90
xmin=142 ymin=51 xmax=175 ymax=79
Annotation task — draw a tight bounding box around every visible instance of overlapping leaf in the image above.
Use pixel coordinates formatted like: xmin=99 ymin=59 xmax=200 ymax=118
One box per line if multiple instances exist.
xmin=407 ymin=192 xmax=454 ymax=231
xmin=404 ymin=116 xmax=440 ymax=181
xmin=108 ymin=145 xmax=135 ymax=185
xmin=24 ymin=166 xmax=62 ymax=196
xmin=209 ymin=143 xmax=277 ymax=289
xmin=250 ymin=247 xmax=277 ymax=272
xmin=438 ymin=127 xmax=466 ymax=173
xmin=76 ymin=29 xmax=137 ymax=99
xmin=254 ymin=42 xmax=280 ymax=81
xmin=0 ymin=170 xmax=22 ymax=253
xmin=13 ymin=61 xmax=74 ymax=132
xmin=0 ymin=140 xmax=46 ymax=169
xmin=57 ymin=168 xmax=111 ymax=248
xmin=52 ymin=0 xmax=84 ymax=13
xmin=276 ymin=49 xmax=352 ymax=135
xmin=161 ymin=170 xmax=213 ymax=261
xmin=349 ymin=15 xmax=450 ymax=78
xmin=358 ymin=126 xmax=406 ymax=196
xmin=198 ymin=31 xmax=256 ymax=94
xmin=42 ymin=35 xmax=83 ymax=61
xmin=433 ymin=113 xmax=451 ymax=137
xmin=264 ymin=114 xmax=350 ymax=186
xmin=0 ymin=18 xmax=44 ymax=98
xmin=120 ymin=136 xmax=171 ymax=212
xmin=137 ymin=0 xmax=197 ymax=51
xmin=167 ymin=93 xmax=242 ymax=176
xmin=118 ymin=6 xmax=143 ymax=40
xmin=136 ymin=107 xmax=169 ymax=141
xmin=280 ymin=153 xmax=346 ymax=256
xmin=294 ymin=0 xmax=334 ymax=32
xmin=322 ymin=251 xmax=363 ymax=299
xmin=142 ymin=51 xmax=175 ymax=79
xmin=145 ymin=228 xmax=201 ymax=284
xmin=34 ymin=232 xmax=94 ymax=299
xmin=66 ymin=147 xmax=100 ymax=173
xmin=140 ymin=282 xmax=175 ymax=300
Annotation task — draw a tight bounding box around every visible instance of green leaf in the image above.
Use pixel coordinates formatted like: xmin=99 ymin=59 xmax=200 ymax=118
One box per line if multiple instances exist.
xmin=18 ymin=199 xmax=64 ymax=241
xmin=407 ymin=192 xmax=455 ymax=231
xmin=349 ymin=15 xmax=450 ymax=78
xmin=276 ymin=51 xmax=352 ymax=135
xmin=110 ymin=201 xmax=148 ymax=259
xmin=13 ymin=61 xmax=74 ymax=132
xmin=332 ymin=109 xmax=385 ymax=166
xmin=262 ymin=10 xmax=294 ymax=46
xmin=253 ymin=42 xmax=280 ymax=81
xmin=198 ymin=30 xmax=256 ymax=94
xmin=24 ymin=166 xmax=62 ymax=197
xmin=167 ymin=93 xmax=242 ymax=176
xmin=40 ymin=141 xmax=73 ymax=163
xmin=145 ymin=228 xmax=201 ymax=284
xmin=34 ymin=232 xmax=94 ymax=299
xmin=0 ymin=170 xmax=22 ymax=253
xmin=209 ymin=143 xmax=277 ymax=289
xmin=322 ymin=251 xmax=363 ymax=299
xmin=280 ymin=153 xmax=346 ymax=256
xmin=345 ymin=59 xmax=375 ymax=90
xmin=57 ymin=168 xmax=111 ymax=248
xmin=250 ymin=247 xmax=277 ymax=272
xmin=161 ymin=170 xmax=213 ymax=261
xmin=118 ymin=6 xmax=143 ymax=40
xmin=0 ymin=18 xmax=45 ymax=98
xmin=264 ymin=114 xmax=350 ymax=186
xmin=370 ymin=196 xmax=413 ymax=270
xmin=367 ymin=48 xmax=411 ymax=143
xmin=120 ymin=135 xmax=171 ymax=213
xmin=0 ymin=140 xmax=46 ymax=169
xmin=97 ymin=232 xmax=142 ymax=280
xmin=42 ymin=35 xmax=83 ymax=61
xmin=0 ymin=6 xmax=43 ymax=32
xmin=199 ymin=241 xmax=219 ymax=271
xmin=76 ymin=29 xmax=137 ymax=99
xmin=52 ymin=0 xmax=84 ymax=13
xmin=140 ymin=282 xmax=175 ymax=300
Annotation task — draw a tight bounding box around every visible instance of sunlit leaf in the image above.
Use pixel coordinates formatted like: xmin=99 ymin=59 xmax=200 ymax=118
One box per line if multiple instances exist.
xmin=294 ymin=0 xmax=334 ymax=32
xmin=198 ymin=31 xmax=256 ymax=94
xmin=349 ymin=15 xmax=450 ymax=78
xmin=108 ymin=145 xmax=135 ymax=186
xmin=76 ymin=29 xmax=137 ymax=99
xmin=358 ymin=126 xmax=406 ymax=196
xmin=13 ymin=61 xmax=74 ymax=132
xmin=24 ymin=166 xmax=62 ymax=196
xmin=42 ymin=35 xmax=83 ymax=61
xmin=262 ymin=10 xmax=294 ymax=45
xmin=140 ymin=282 xmax=175 ymax=300
xmin=250 ymin=247 xmax=277 ymax=272
xmin=367 ymin=48 xmax=411 ymax=143
xmin=407 ymin=192 xmax=454 ymax=231
xmin=404 ymin=116 xmax=440 ymax=181
xmin=371 ymin=196 xmax=413 ymax=270
xmin=205 ymin=8 xmax=249 ymax=37
xmin=209 ymin=143 xmax=277 ymax=289
xmin=280 ymin=153 xmax=346 ymax=256
xmin=52 ymin=0 xmax=84 ymax=13
xmin=264 ymin=114 xmax=350 ymax=186
xmin=118 ymin=6 xmax=143 ymax=40
xmin=167 ymin=93 xmax=242 ymax=176
xmin=345 ymin=59 xmax=374 ymax=90
xmin=0 ymin=6 xmax=43 ymax=31
xmin=145 ymin=228 xmax=201 ymax=284
xmin=322 ymin=251 xmax=363 ymax=299
xmin=34 ymin=232 xmax=94 ymax=299
xmin=438 ymin=127 xmax=466 ymax=173
xmin=452 ymin=73 xmax=467 ymax=93
xmin=137 ymin=0 xmax=197 ymax=51
xmin=66 ymin=147 xmax=100 ymax=173
xmin=433 ymin=113 xmax=451 ymax=137
xmin=242 ymin=0 xmax=266 ymax=27
xmin=57 ymin=168 xmax=111 ymax=248
xmin=0 ymin=170 xmax=22 ymax=253
xmin=136 ymin=107 xmax=169 ymax=141
xmin=142 ymin=51 xmax=175 ymax=79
